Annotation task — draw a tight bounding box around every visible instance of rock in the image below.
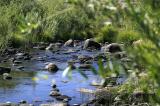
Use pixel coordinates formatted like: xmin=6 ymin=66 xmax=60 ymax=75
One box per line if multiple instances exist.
xmin=3 ymin=73 xmax=12 ymax=80
xmin=78 ymin=64 xmax=92 ymax=69
xmin=13 ymin=60 xmax=22 ymax=64
xmin=74 ymin=40 xmax=81 ymax=47
xmin=15 ymin=53 xmax=27 ymax=57
xmin=24 ymin=56 xmax=31 ymax=60
xmin=15 ymin=53 xmax=31 ymax=60
xmin=55 ymin=42 xmax=63 ymax=47
xmin=33 ymin=46 xmax=46 ymax=50
xmin=102 ymin=43 xmax=122 ymax=53
xmin=114 ymin=96 xmax=121 ymax=101
xmin=64 ymin=49 xmax=77 ymax=54
xmin=83 ymin=39 xmax=101 ymax=50
xmin=51 ymin=84 xmax=57 ymax=88
xmin=51 ymin=88 xmax=59 ymax=92
xmin=0 ymin=102 xmax=17 ymax=106
xmin=6 ymin=48 xmax=16 ymax=55
xmin=49 ymin=90 xmax=61 ymax=96
xmin=45 ymin=63 xmax=59 ymax=72
xmin=19 ymin=104 xmax=34 ymax=106
xmin=63 ymin=98 xmax=69 ymax=103
xmin=0 ymin=67 xmax=11 ymax=75
xmin=15 ymin=56 xmax=24 ymax=60
xmin=112 ymin=52 xmax=126 ymax=59
xmin=55 ymin=95 xmax=72 ymax=101
xmin=46 ymin=43 xmax=55 ymax=50
xmin=33 ymin=42 xmax=48 ymax=50
xmin=19 ymin=100 xmax=27 ymax=104
xmin=64 ymin=39 xmax=74 ymax=47
xmin=78 ymin=55 xmax=93 ymax=63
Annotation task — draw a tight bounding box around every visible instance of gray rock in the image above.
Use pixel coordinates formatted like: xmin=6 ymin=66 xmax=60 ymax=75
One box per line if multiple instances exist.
xmin=45 ymin=63 xmax=59 ymax=72
xmin=15 ymin=53 xmax=26 ymax=56
xmin=6 ymin=48 xmax=16 ymax=55
xmin=46 ymin=43 xmax=54 ymax=50
xmin=83 ymin=39 xmax=101 ymax=50
xmin=102 ymin=43 xmax=122 ymax=53
xmin=3 ymin=73 xmax=12 ymax=80
xmin=64 ymin=39 xmax=74 ymax=47
xmin=13 ymin=60 xmax=22 ymax=64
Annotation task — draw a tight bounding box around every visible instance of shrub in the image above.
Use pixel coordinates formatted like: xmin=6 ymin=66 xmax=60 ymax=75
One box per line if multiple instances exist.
xmin=117 ymin=30 xmax=141 ymax=45
xmin=95 ymin=26 xmax=118 ymax=43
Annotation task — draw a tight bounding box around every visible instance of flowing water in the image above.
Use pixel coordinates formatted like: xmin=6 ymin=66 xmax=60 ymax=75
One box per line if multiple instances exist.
xmin=0 ymin=46 xmax=103 ymax=105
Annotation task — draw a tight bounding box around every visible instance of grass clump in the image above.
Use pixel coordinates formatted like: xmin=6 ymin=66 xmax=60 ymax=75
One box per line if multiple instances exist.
xmin=95 ymin=26 xmax=118 ymax=43
xmin=117 ymin=30 xmax=141 ymax=45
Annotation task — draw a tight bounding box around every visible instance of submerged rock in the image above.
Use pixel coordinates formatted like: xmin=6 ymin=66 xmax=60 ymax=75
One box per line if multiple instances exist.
xmin=78 ymin=55 xmax=93 ymax=63
xmin=55 ymin=95 xmax=72 ymax=101
xmin=45 ymin=63 xmax=59 ymax=72
xmin=0 ymin=67 xmax=11 ymax=75
xmin=83 ymin=39 xmax=101 ymax=50
xmin=78 ymin=64 xmax=92 ymax=69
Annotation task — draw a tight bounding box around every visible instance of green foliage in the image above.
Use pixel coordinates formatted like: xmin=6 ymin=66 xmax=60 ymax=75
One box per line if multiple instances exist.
xmin=95 ymin=26 xmax=118 ymax=43
xmin=117 ymin=30 xmax=141 ymax=45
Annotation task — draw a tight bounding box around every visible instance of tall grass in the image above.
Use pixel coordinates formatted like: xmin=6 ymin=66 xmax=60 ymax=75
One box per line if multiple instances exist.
xmin=0 ymin=0 xmax=94 ymax=51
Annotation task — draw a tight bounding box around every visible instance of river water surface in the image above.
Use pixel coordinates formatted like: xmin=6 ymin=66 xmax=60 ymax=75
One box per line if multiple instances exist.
xmin=0 ymin=46 xmax=104 ymax=105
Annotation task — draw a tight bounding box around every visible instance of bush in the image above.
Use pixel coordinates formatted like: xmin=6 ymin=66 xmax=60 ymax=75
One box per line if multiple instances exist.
xmin=95 ymin=26 xmax=118 ymax=43
xmin=117 ymin=30 xmax=141 ymax=45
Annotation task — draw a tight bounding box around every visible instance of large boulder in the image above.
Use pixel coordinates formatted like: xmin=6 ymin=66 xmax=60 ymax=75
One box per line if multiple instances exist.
xmin=0 ymin=67 xmax=11 ymax=75
xmin=83 ymin=39 xmax=101 ymax=50
xmin=45 ymin=63 xmax=59 ymax=72
xmin=64 ymin=39 xmax=74 ymax=47
xmin=102 ymin=43 xmax=122 ymax=53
